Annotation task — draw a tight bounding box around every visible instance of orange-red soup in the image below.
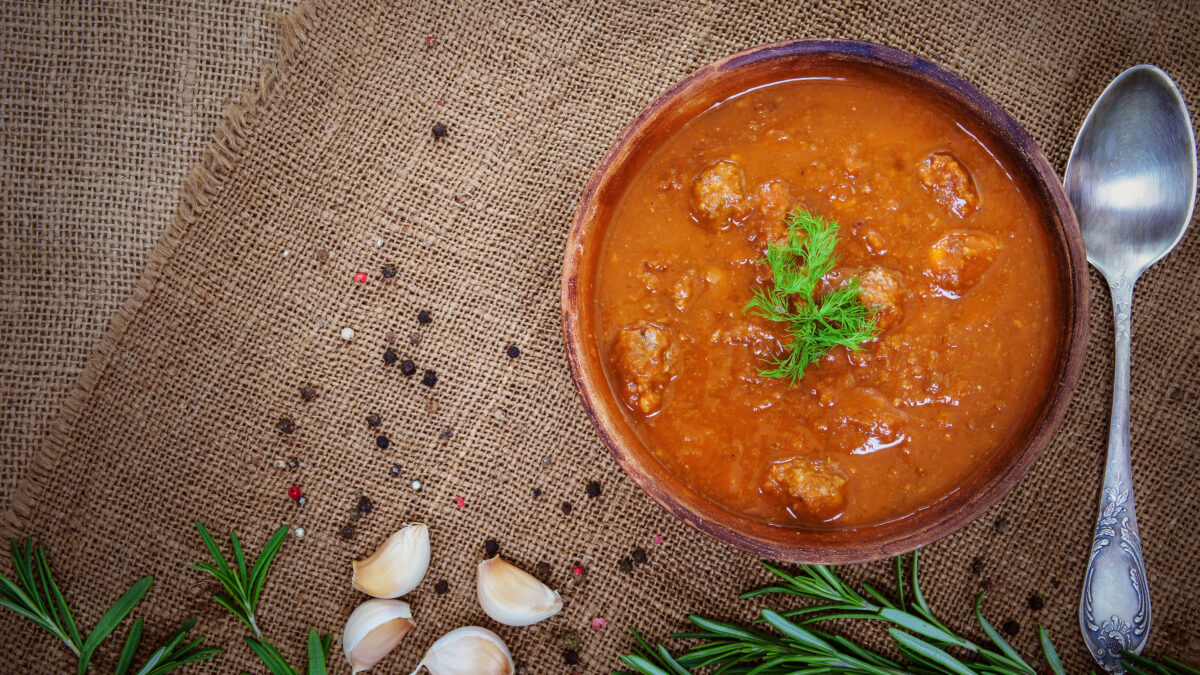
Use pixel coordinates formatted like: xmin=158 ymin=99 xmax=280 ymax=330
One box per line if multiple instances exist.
xmin=595 ymin=73 xmax=1058 ymax=528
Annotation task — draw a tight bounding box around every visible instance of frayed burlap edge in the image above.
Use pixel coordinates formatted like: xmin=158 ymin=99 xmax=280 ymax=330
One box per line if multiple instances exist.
xmin=0 ymin=0 xmax=327 ymax=549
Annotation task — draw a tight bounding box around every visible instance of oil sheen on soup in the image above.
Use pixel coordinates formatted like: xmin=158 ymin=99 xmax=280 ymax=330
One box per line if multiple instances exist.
xmin=594 ymin=72 xmax=1059 ymax=528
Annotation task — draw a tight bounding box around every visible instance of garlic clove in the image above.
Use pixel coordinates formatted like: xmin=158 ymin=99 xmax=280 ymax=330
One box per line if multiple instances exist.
xmin=343 ymin=598 xmax=415 ymax=673
xmin=353 ymin=523 xmax=431 ymax=598
xmin=409 ymin=626 xmax=513 ymax=675
xmin=476 ymin=556 xmax=562 ymax=626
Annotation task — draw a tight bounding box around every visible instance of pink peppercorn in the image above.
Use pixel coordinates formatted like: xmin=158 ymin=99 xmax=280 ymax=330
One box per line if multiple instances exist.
xmin=353 ymin=272 xmax=368 ymax=283
xmin=572 ymin=565 xmax=584 ymax=577
xmin=287 ymin=485 xmax=302 ymax=500
xmin=454 ymin=496 xmax=465 ymax=509
xmin=591 ymin=617 xmax=607 ymax=630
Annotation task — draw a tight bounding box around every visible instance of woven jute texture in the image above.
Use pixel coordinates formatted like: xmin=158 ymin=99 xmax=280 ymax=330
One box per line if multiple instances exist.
xmin=3 ymin=1 xmax=1199 ymax=673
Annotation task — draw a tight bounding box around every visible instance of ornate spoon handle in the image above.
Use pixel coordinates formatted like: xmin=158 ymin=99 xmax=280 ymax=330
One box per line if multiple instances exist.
xmin=1080 ymin=276 xmax=1151 ymax=673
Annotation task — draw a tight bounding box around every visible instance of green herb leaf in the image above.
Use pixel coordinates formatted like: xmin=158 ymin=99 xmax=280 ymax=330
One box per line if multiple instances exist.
xmin=744 ymin=209 xmax=878 ymax=382
xmin=78 ymin=576 xmax=153 ymax=674
xmin=1039 ymin=627 xmax=1064 ymax=675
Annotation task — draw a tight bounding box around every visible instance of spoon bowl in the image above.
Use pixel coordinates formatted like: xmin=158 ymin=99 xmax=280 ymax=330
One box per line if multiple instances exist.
xmin=1065 ymin=64 xmax=1196 ymax=673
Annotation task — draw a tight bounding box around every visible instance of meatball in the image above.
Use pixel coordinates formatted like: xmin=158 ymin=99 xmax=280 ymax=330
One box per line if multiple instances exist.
xmin=856 ymin=266 xmax=905 ymax=331
xmin=918 ymin=152 xmax=980 ymax=217
xmin=766 ymin=457 xmax=847 ymax=518
xmin=752 ymin=180 xmax=794 ymax=248
xmin=690 ymin=159 xmax=749 ymax=227
xmin=612 ymin=324 xmax=674 ymax=415
xmin=927 ymin=230 xmax=1001 ymax=296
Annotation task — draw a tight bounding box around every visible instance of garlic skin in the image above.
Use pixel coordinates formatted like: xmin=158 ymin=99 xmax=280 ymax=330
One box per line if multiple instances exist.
xmin=409 ymin=626 xmax=513 ymax=675
xmin=353 ymin=523 xmax=431 ymax=598
xmin=342 ymin=598 xmax=415 ymax=673
xmin=476 ymin=556 xmax=563 ymax=626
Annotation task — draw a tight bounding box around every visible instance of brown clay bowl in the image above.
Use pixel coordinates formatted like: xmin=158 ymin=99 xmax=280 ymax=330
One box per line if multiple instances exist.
xmin=561 ymin=40 xmax=1088 ymax=563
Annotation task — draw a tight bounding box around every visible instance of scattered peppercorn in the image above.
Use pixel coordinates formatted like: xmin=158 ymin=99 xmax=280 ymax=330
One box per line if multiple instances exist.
xmin=1002 ymin=620 xmax=1020 ymax=636
xmin=389 ymin=464 xmax=402 ymax=476
xmin=287 ymin=485 xmax=302 ymax=500
xmin=572 ymin=565 xmax=584 ymax=577
xmin=434 ymin=580 xmax=450 ymax=594
xmin=439 ymin=428 xmax=454 ymax=440
xmin=353 ymin=272 xmax=368 ymax=284
xmin=561 ymin=632 xmax=581 ymax=649
xmin=563 ymin=650 xmax=579 ymax=666
xmin=366 ymin=414 xmax=381 ymax=428
xmin=383 ymin=349 xmax=398 ymax=364
xmin=277 ymin=417 xmax=294 ymax=434
xmin=410 ymin=332 xmax=421 ymax=346
xmin=994 ymin=517 xmax=1010 ymax=533
xmin=400 ymin=360 xmax=417 ymax=376
xmin=586 ymin=481 xmax=601 ymax=498
xmin=296 ymin=495 xmax=308 ymax=507
xmin=381 ymin=265 xmax=397 ymax=278
xmin=484 ymin=539 xmax=499 ymax=556
xmin=417 ymin=310 xmax=432 ymax=324
xmin=340 ymin=524 xmax=355 ymax=540
xmin=631 ymin=548 xmax=647 ymax=564
xmin=422 ymin=370 xmax=438 ymax=387
xmin=299 ymin=386 xmax=316 ymax=401
xmin=357 ymin=496 xmax=373 ymax=513
xmin=532 ymin=488 xmax=543 ymax=498
xmin=506 ymin=345 xmax=521 ymax=358
xmin=1027 ymin=595 xmax=1044 ymax=611
xmin=618 ymin=557 xmax=634 ymax=573
xmin=561 ymin=501 xmax=573 ymax=515
xmin=970 ymin=557 xmax=985 ymax=575
xmin=287 ymin=457 xmax=300 ymax=469
xmin=376 ymin=435 xmax=390 ymax=450
xmin=432 ymin=123 xmax=448 ymax=138
xmin=535 ymin=562 xmax=552 ymax=579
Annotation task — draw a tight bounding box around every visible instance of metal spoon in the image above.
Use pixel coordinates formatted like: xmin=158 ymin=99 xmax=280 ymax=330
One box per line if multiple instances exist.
xmin=1064 ymin=65 xmax=1196 ymax=673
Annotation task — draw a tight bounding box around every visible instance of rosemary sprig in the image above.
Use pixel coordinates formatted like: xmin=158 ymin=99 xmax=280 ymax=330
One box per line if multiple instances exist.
xmin=745 ymin=209 xmax=878 ymax=383
xmin=191 ymin=521 xmax=288 ymax=639
xmin=0 ymin=537 xmax=219 ymax=674
xmin=617 ymin=550 xmax=1196 ymax=675
xmin=193 ymin=522 xmax=330 ymax=674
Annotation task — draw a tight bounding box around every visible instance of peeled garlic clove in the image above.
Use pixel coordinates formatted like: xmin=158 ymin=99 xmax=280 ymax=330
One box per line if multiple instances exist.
xmin=476 ymin=556 xmax=562 ymax=626
xmin=353 ymin=523 xmax=431 ymax=598
xmin=409 ymin=626 xmax=513 ymax=675
xmin=343 ymin=598 xmax=415 ymax=673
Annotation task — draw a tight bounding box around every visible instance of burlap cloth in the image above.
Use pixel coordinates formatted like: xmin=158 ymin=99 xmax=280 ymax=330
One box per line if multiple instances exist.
xmin=3 ymin=1 xmax=1199 ymax=673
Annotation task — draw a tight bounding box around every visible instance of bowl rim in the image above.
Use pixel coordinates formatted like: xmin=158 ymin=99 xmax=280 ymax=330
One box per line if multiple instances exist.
xmin=560 ymin=38 xmax=1089 ymax=563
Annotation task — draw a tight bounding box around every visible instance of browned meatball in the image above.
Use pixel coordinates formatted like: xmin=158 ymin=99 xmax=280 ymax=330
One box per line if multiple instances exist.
xmin=690 ymin=159 xmax=749 ymax=227
xmin=856 ymin=266 xmax=905 ymax=331
xmin=751 ymin=180 xmax=794 ymax=248
xmin=927 ymin=230 xmax=1001 ymax=296
xmin=612 ymin=324 xmax=674 ymax=415
xmin=766 ymin=457 xmax=847 ymax=518
xmin=919 ymin=152 xmax=980 ymax=217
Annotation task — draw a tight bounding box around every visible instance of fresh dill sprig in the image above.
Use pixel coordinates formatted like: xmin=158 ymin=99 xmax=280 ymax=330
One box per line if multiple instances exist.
xmin=616 ymin=550 xmax=1196 ymax=675
xmin=0 ymin=537 xmax=220 ymax=674
xmin=745 ymin=209 xmax=878 ymax=382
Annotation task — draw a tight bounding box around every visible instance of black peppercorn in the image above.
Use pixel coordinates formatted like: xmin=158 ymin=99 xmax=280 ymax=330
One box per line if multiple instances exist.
xmin=561 ymin=501 xmax=573 ymax=515
xmin=484 ymin=539 xmax=499 ymax=556
xmin=631 ymin=548 xmax=647 ymax=564
xmin=366 ymin=414 xmax=381 ymax=428
xmin=506 ymin=345 xmax=521 ymax=358
xmin=357 ymin=496 xmax=373 ymax=513
xmin=400 ymin=359 xmax=417 ymax=376
xmin=439 ymin=428 xmax=454 ymax=440
xmin=299 ymin=386 xmax=316 ymax=401
xmin=1027 ymin=595 xmax=1044 ymax=611
xmin=287 ymin=457 xmax=300 ymax=469
xmin=1002 ymin=620 xmax=1020 ymax=636
xmin=422 ymin=370 xmax=438 ymax=387
xmin=434 ymin=580 xmax=449 ymax=595
xmin=994 ymin=517 xmax=1010 ymax=533
xmin=586 ymin=481 xmax=601 ymax=498
xmin=532 ymin=487 xmax=543 ymax=498
xmin=970 ymin=557 xmax=984 ymax=575
xmin=383 ymin=349 xmax=397 ymax=364
xmin=417 ymin=310 xmax=432 ymax=324
xmin=563 ymin=650 xmax=579 ymax=666
xmin=389 ymin=464 xmax=401 ymax=476
xmin=376 ymin=435 xmax=390 ymax=450
xmin=381 ymin=264 xmax=396 ymax=278
xmin=618 ymin=557 xmax=634 ymax=573
xmin=432 ymin=123 xmax=448 ymax=138
xmin=277 ymin=417 xmax=294 ymax=434
xmin=535 ymin=561 xmax=552 ymax=579
xmin=340 ymin=524 xmax=355 ymax=540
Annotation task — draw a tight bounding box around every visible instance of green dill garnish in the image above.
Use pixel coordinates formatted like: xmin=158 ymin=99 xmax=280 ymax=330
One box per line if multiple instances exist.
xmin=744 ymin=209 xmax=878 ymax=382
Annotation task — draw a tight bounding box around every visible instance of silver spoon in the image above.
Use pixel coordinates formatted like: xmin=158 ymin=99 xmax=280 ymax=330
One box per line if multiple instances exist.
xmin=1064 ymin=65 xmax=1196 ymax=673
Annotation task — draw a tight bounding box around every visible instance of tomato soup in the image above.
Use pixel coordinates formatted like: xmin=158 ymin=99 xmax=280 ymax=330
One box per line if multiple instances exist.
xmin=593 ymin=72 xmax=1059 ymax=528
